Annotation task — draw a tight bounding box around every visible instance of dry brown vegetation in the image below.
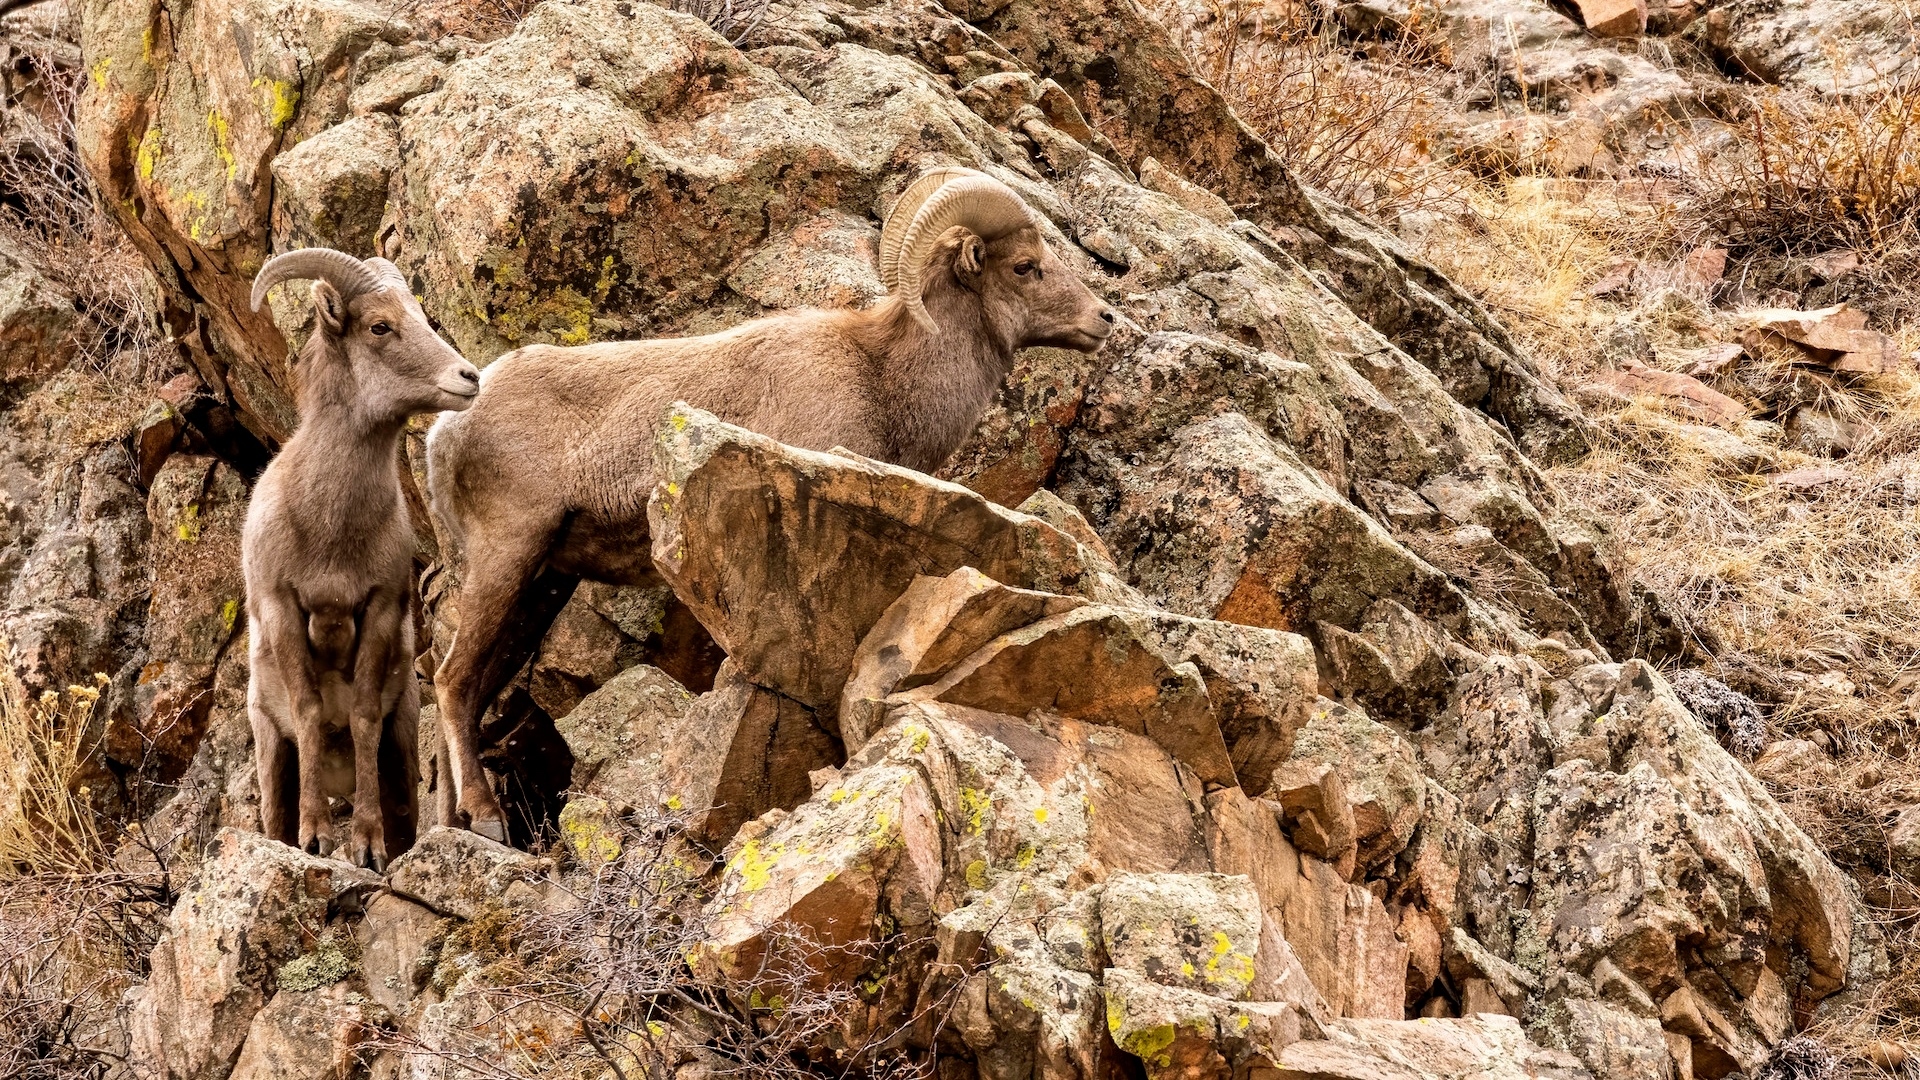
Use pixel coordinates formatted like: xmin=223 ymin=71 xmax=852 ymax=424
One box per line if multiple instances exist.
xmin=1178 ymin=0 xmax=1920 ymax=1069
xmin=388 ymin=0 xmax=772 ymax=44
xmin=0 ymin=658 xmax=174 ymax=1080
xmin=0 ymin=0 xmax=163 ymax=385
xmin=368 ymin=806 xmax=951 ymax=1080
xmin=1174 ymin=0 xmax=1466 ymax=214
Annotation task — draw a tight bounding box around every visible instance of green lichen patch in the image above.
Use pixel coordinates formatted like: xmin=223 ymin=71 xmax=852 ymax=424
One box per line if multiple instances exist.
xmin=276 ymin=932 xmax=358 ymax=991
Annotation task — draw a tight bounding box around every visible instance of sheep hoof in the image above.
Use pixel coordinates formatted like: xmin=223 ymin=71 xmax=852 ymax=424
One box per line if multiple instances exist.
xmin=470 ymin=818 xmax=508 ymax=844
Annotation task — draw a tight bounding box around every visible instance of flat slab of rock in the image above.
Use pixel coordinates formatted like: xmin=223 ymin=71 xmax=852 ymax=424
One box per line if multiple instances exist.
xmin=385 ymin=827 xmax=545 ymax=920
xmin=1588 ymin=362 xmax=1748 ymax=428
xmin=1276 ymin=1015 xmax=1591 ymax=1079
xmin=649 ymin=405 xmax=1141 ymax=715
xmin=1743 ymin=304 xmax=1901 ymax=373
xmin=1567 ymin=0 xmax=1647 ymax=36
xmin=897 ymin=605 xmax=1238 ymax=789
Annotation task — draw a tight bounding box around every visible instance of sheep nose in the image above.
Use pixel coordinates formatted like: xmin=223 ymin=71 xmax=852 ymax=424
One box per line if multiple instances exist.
xmin=458 ymin=368 xmax=479 ymax=386
xmin=1099 ymin=309 xmax=1116 ymax=324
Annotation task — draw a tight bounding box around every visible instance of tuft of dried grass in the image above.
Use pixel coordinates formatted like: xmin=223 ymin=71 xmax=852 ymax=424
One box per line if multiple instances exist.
xmin=0 ymin=649 xmax=108 ymax=877
xmin=1 ymin=648 xmax=173 ymax=1079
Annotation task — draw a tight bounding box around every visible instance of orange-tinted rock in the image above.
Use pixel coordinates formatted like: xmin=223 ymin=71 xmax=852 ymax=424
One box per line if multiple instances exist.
xmin=657 ymin=661 xmax=841 ymax=844
xmin=1744 ymin=304 xmax=1901 ymax=373
xmin=1268 ymin=761 xmax=1358 ymax=870
xmin=839 ymin=568 xmax=1085 ymax=750
xmin=1203 ymin=788 xmax=1408 ymax=1020
xmin=898 ymin=606 xmax=1236 ymax=789
xmin=1570 ymin=0 xmax=1647 ymax=36
xmin=1590 ymin=362 xmax=1749 ymax=428
xmin=649 ymin=406 xmax=1140 ymax=713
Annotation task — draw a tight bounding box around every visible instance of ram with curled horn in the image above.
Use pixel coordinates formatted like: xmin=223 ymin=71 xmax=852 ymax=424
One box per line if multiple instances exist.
xmin=243 ymin=246 xmax=481 ymax=869
xmin=423 ymin=167 xmax=1116 ymax=844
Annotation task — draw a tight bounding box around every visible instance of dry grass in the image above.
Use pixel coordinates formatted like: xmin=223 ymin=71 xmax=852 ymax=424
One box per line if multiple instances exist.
xmin=1165 ymin=0 xmax=1467 ymax=215
xmin=1 ymin=651 xmax=173 ymax=1079
xmin=0 ymin=2 xmax=166 ymax=386
xmin=1690 ymin=73 xmax=1920 ymax=258
xmin=1164 ymin=3 xmax=1920 ymax=1068
xmin=386 ymin=0 xmax=538 ymax=40
xmin=0 ymin=649 xmax=108 ymax=876
xmin=388 ymin=0 xmax=775 ymax=43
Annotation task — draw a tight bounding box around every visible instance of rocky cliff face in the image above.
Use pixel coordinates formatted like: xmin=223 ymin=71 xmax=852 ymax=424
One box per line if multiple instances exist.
xmin=0 ymin=0 xmax=1881 ymax=1072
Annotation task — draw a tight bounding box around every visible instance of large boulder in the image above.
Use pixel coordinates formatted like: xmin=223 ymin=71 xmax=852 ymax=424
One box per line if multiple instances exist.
xmin=1421 ymin=658 xmax=1854 ymax=1079
xmin=77 ymin=0 xmax=413 ymax=444
xmin=649 ymin=405 xmax=1139 ymax=716
xmin=128 ymin=829 xmax=380 ymax=1080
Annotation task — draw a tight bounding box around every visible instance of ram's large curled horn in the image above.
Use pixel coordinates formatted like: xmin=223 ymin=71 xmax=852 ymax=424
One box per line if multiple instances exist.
xmin=879 ymin=168 xmax=1037 ymax=334
xmin=250 ymin=247 xmax=385 ymax=312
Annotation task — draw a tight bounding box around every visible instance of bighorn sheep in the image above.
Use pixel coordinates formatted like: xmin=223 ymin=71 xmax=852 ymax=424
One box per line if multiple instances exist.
xmin=244 ymin=247 xmax=481 ymax=870
xmin=426 ymin=167 xmax=1116 ymax=842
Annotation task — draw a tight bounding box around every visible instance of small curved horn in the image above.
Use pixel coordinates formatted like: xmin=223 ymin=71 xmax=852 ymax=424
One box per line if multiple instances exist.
xmin=880 ymin=169 xmax=1037 ymax=333
xmin=249 ymin=248 xmax=383 ymax=312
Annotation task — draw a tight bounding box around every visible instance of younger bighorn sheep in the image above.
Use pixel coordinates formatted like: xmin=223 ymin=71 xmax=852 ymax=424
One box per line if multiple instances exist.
xmin=245 ymin=247 xmax=481 ymax=870
xmin=427 ymin=167 xmax=1116 ymax=842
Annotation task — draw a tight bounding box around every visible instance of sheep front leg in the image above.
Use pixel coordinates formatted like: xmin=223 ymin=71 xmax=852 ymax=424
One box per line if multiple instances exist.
xmin=347 ymin=589 xmax=404 ymax=872
xmin=258 ymin=590 xmax=335 ymax=855
xmin=251 ymin=702 xmax=293 ymax=846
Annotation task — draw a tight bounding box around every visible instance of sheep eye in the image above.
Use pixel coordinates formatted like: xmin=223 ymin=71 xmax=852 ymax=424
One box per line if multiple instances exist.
xmin=370 ymin=322 xmax=392 ymax=336
xmin=1013 ymin=261 xmax=1037 ymax=277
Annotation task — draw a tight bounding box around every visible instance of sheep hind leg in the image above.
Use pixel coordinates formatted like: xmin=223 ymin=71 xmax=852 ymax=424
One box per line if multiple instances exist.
xmin=434 ymin=534 xmax=575 ymax=844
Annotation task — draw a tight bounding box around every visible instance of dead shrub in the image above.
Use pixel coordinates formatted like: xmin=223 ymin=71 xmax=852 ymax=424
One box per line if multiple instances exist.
xmin=386 ymin=0 xmax=539 ymax=41
xmin=1 ymin=654 xmax=175 ymax=1079
xmin=0 ymin=652 xmax=107 ymax=875
xmin=1687 ymin=74 xmax=1920 ymax=257
xmin=372 ymin=805 xmax=949 ymax=1080
xmin=390 ymin=0 xmax=774 ymax=44
xmin=665 ymin=0 xmax=774 ymax=45
xmin=0 ymin=2 xmax=165 ymax=384
xmin=1164 ymin=0 xmax=1466 ymax=214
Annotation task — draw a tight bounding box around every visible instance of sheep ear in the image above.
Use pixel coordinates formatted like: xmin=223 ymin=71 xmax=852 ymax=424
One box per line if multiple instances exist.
xmin=312 ymin=280 xmax=347 ymax=336
xmin=957 ymin=233 xmax=986 ymax=275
